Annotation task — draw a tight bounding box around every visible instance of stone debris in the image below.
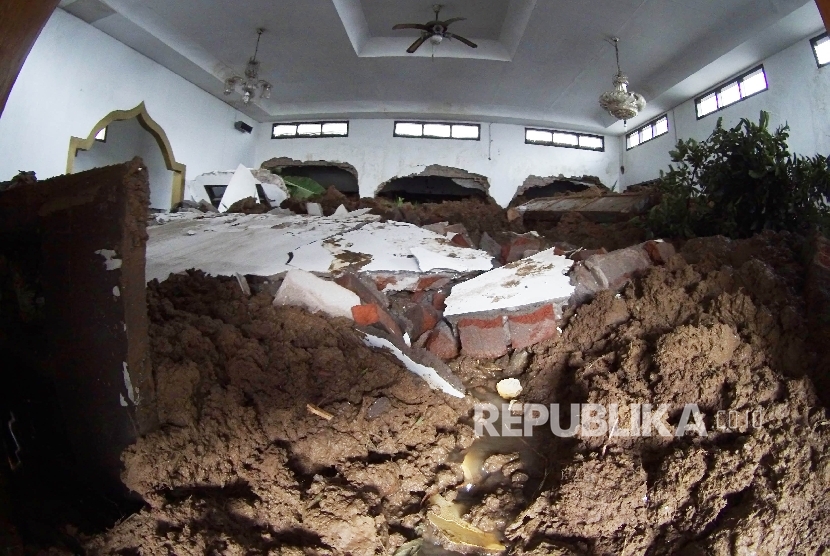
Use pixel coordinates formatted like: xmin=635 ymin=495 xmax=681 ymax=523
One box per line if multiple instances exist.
xmin=496 ymin=378 xmax=523 ymax=399
xmin=306 ymin=202 xmax=324 ymax=216
xmin=273 ymin=269 xmax=361 ymax=319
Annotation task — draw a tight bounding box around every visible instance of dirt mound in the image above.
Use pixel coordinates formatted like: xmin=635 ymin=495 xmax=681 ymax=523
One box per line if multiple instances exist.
xmin=85 ymin=232 xmax=829 ymax=554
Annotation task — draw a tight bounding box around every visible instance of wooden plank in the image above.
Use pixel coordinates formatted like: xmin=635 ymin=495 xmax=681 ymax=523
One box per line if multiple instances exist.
xmin=0 ymin=0 xmax=60 ymax=117
xmin=818 ymin=0 xmax=830 ymax=32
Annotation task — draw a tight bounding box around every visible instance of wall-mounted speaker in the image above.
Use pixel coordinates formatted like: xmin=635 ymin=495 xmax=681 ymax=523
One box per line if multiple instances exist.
xmin=234 ymin=120 xmax=253 ymax=134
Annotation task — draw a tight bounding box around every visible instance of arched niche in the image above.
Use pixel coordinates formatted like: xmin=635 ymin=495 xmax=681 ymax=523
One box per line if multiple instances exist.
xmin=67 ymin=103 xmax=185 ymax=210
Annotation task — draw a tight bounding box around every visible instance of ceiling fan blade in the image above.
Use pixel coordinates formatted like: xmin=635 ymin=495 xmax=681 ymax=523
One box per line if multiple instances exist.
xmin=441 ymin=17 xmax=466 ymax=27
xmin=446 ymin=33 xmax=478 ymax=48
xmin=393 ymin=23 xmax=431 ymax=31
xmin=407 ymin=35 xmax=430 ymax=53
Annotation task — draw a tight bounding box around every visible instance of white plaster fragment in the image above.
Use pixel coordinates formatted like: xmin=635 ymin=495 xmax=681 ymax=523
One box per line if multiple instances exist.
xmin=219 ymin=164 xmax=260 ymax=212
xmin=94 ymin=249 xmax=122 ymax=270
xmin=333 ymin=204 xmax=349 ymax=216
xmin=119 ymin=393 xmax=128 ymax=407
xmin=362 ymin=334 xmax=464 ymax=398
xmin=112 ymin=286 xmax=121 ymax=297
xmin=274 ymin=269 xmax=360 ymax=319
xmin=444 ymin=248 xmax=575 ymax=317
xmin=306 ymin=202 xmax=323 ymax=216
xmin=122 ymin=362 xmax=139 ymax=405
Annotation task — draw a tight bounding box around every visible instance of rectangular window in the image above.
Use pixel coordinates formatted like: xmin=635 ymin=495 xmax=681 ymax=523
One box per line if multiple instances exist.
xmin=695 ymin=65 xmax=768 ymax=119
xmin=626 ymin=115 xmax=669 ymax=150
xmin=811 ymin=32 xmax=829 ymax=68
xmin=95 ymin=127 xmax=107 ymax=142
xmin=393 ymin=121 xmax=480 ymax=140
xmin=524 ymin=128 xmax=604 ymax=151
xmin=271 ymin=121 xmax=349 ymax=139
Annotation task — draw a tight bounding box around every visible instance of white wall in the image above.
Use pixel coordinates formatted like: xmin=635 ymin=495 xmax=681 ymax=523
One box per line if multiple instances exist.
xmin=623 ymin=35 xmax=830 ymax=187
xmin=74 ymin=118 xmax=174 ymax=208
xmin=0 ymin=9 xmax=257 ymax=208
xmin=254 ymin=120 xmax=621 ymax=207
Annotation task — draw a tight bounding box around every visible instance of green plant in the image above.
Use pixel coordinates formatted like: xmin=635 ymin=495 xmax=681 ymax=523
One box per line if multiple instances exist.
xmin=282 ymin=175 xmax=325 ymax=199
xmin=646 ymin=111 xmax=830 ymax=239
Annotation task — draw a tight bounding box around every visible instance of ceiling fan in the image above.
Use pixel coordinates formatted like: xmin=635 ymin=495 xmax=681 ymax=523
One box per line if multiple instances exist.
xmin=392 ymin=4 xmax=478 ymax=54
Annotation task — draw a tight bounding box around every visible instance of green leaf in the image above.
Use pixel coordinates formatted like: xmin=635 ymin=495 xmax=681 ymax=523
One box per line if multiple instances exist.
xmin=283 ymin=176 xmax=325 ymax=199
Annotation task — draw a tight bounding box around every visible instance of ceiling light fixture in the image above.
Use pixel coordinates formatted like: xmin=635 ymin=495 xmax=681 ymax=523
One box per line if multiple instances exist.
xmin=224 ymin=28 xmax=272 ymax=105
xmin=599 ymin=37 xmax=646 ymax=123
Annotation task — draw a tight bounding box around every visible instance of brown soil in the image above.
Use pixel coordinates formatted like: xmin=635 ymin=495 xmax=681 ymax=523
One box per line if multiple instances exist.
xmin=79 ymin=231 xmax=830 ymax=554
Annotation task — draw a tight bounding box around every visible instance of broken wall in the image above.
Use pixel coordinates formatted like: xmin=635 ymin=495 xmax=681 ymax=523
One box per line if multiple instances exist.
xmin=0 ymin=9 xmax=255 ymax=188
xmin=254 ymin=119 xmax=620 ymax=207
xmin=622 ymin=26 xmax=830 ymax=187
xmin=0 ymin=159 xmax=154 ymax=494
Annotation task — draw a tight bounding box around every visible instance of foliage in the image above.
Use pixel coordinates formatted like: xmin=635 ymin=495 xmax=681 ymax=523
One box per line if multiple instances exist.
xmin=646 ymin=111 xmax=830 ymax=239
xmin=282 ymin=175 xmax=325 ymax=199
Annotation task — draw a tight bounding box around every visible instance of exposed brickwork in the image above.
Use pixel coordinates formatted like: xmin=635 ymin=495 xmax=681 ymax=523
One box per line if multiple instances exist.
xmin=457 ymin=315 xmax=510 ymax=358
xmin=643 ymin=240 xmax=676 ymax=265
xmin=335 ymin=271 xmax=390 ymax=308
xmin=508 ymin=304 xmax=558 ymax=349
xmin=426 ymin=320 xmax=459 ymax=360
xmin=501 ymin=233 xmax=543 ymax=264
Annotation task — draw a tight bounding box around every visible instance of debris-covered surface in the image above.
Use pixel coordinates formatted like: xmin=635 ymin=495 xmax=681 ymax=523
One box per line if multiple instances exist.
xmin=73 ymin=230 xmax=830 ymax=555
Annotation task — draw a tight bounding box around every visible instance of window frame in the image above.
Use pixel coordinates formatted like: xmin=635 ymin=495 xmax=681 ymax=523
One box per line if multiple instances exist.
xmin=810 ymin=32 xmax=829 ymax=68
xmin=626 ymin=115 xmax=669 ymax=150
xmin=271 ymin=121 xmax=350 ymax=139
xmin=524 ymin=128 xmax=605 ymax=152
xmin=393 ymin=121 xmax=481 ymax=141
xmin=694 ymin=65 xmax=768 ymax=120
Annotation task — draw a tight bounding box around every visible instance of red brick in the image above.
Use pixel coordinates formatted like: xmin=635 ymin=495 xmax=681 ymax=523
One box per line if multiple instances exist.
xmin=457 ymin=315 xmax=509 ymax=358
xmin=373 ymin=275 xmax=398 ymax=291
xmin=426 ymin=321 xmax=460 ymax=360
xmin=404 ymin=302 xmax=441 ymax=339
xmin=415 ymin=275 xmax=451 ymax=291
xmin=501 ymin=234 xmax=543 ymax=264
xmin=479 ymin=232 xmax=502 ymax=259
xmin=450 ymin=233 xmax=473 ymax=248
xmin=335 ymin=271 xmax=390 ymax=307
xmin=507 ymin=304 xmax=558 ymax=349
xmin=351 ymin=303 xmax=403 ymax=337
xmin=352 ymin=304 xmax=379 ymax=326
xmin=570 ymin=248 xmax=608 ymax=262
xmin=432 ymin=287 xmax=450 ymax=311
xmin=643 ymin=240 xmax=676 ymax=265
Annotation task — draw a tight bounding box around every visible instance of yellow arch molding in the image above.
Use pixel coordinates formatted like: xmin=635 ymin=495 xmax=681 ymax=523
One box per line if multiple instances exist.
xmin=67 ymin=102 xmax=186 ymax=208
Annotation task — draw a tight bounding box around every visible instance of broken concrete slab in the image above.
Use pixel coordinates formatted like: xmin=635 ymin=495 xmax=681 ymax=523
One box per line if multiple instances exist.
xmin=288 ymin=220 xmax=493 ymax=281
xmin=274 ymin=269 xmax=360 ymax=319
xmin=219 ymin=164 xmax=260 ymax=212
xmin=361 ymin=332 xmax=465 ymax=398
xmin=517 ymin=192 xmax=653 ymax=224
xmin=444 ymin=248 xmax=574 ymax=318
xmin=146 ymin=211 xmax=379 ymax=282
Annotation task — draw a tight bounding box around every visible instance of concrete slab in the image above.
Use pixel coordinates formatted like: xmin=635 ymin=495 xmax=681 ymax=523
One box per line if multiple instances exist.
xmin=444 ymin=248 xmax=575 ymax=318
xmin=145 ymin=212 xmax=379 ymax=282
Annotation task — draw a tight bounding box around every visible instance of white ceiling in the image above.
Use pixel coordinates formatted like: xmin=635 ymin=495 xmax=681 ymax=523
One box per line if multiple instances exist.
xmin=58 ymin=0 xmax=825 ymax=135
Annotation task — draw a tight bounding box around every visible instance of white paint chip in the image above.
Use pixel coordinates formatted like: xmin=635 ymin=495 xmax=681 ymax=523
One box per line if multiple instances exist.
xmin=274 ymin=269 xmax=360 ymax=319
xmin=444 ymin=248 xmax=575 ymax=317
xmin=94 ymin=249 xmax=122 ymax=270
xmin=122 ymin=362 xmax=139 ymax=405
xmin=362 ymin=334 xmax=464 ymax=398
xmin=112 ymin=286 xmax=121 ymax=297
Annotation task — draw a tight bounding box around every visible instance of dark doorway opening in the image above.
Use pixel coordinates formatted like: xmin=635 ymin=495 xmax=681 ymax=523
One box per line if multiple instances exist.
xmin=377 ymin=176 xmax=489 ymax=203
xmin=278 ymin=166 xmax=358 ymax=194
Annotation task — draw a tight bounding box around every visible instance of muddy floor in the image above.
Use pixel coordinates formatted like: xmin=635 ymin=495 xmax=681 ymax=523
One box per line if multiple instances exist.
xmin=72 ymin=229 xmax=830 ymax=555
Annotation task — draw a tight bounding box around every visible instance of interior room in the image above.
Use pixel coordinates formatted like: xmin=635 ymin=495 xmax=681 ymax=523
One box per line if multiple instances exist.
xmin=0 ymin=0 xmax=829 ymax=553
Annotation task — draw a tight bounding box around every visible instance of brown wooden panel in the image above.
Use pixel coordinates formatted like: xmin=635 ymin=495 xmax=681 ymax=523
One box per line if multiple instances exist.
xmin=818 ymin=0 xmax=830 ymax=32
xmin=0 ymin=0 xmax=60 ymax=117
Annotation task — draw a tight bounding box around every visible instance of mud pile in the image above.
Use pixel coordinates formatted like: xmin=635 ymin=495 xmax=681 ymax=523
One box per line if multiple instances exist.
xmin=86 ymin=231 xmax=829 ymax=554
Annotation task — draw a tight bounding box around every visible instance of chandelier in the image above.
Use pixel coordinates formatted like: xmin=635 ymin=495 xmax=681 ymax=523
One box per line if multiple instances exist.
xmin=224 ymin=28 xmax=272 ymax=105
xmin=598 ymin=37 xmax=646 ymax=122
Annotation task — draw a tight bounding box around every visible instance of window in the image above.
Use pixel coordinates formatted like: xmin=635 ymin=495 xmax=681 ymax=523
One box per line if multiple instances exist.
xmin=695 ymin=65 xmax=768 ymax=119
xmin=393 ymin=121 xmax=480 ymax=140
xmin=811 ymin=33 xmax=829 ymax=68
xmin=626 ymin=115 xmax=669 ymax=150
xmin=95 ymin=127 xmax=107 ymax=142
xmin=524 ymin=128 xmax=604 ymax=151
xmin=271 ymin=121 xmax=348 ymax=139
